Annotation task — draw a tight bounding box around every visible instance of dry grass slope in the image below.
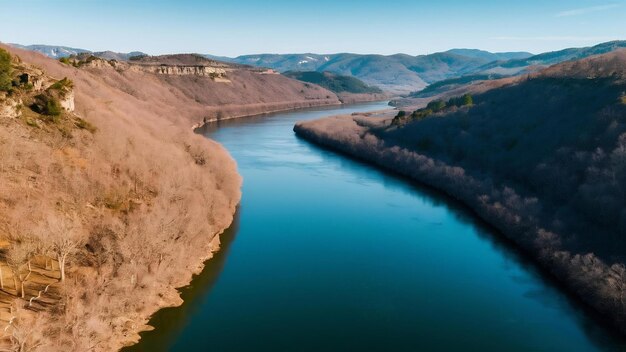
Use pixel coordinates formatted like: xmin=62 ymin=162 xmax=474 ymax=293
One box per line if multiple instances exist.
xmin=0 ymin=44 xmax=242 ymax=351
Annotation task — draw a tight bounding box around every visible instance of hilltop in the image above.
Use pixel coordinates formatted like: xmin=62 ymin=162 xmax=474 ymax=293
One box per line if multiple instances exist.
xmin=478 ymin=40 xmax=626 ymax=75
xmin=16 ymin=41 xmax=626 ymax=96
xmin=445 ymin=48 xmax=533 ymax=61
xmin=401 ymin=40 xmax=626 ymax=101
xmin=295 ymin=50 xmax=626 ymax=336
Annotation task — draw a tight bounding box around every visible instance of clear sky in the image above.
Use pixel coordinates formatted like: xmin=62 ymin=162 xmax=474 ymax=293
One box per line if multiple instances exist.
xmin=1 ymin=0 xmax=624 ymax=56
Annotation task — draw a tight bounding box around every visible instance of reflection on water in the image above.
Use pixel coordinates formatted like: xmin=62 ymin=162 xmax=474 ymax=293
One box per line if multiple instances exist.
xmin=128 ymin=102 xmax=626 ymax=352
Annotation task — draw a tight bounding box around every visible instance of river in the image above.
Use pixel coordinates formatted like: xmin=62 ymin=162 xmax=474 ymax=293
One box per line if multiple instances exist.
xmin=124 ymin=101 xmax=624 ymax=351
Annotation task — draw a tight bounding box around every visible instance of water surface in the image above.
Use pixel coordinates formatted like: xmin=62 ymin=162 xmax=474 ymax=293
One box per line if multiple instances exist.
xmin=126 ymin=102 xmax=625 ymax=351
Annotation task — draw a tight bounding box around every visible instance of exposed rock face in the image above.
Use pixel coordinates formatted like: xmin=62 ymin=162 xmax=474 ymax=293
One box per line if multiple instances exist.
xmin=68 ymin=54 xmax=344 ymax=127
xmin=31 ymin=76 xmax=45 ymax=91
xmin=59 ymin=88 xmax=74 ymax=112
xmin=134 ymin=64 xmax=227 ymax=77
xmin=0 ymin=93 xmax=21 ymax=118
xmin=80 ymin=57 xmax=230 ymax=80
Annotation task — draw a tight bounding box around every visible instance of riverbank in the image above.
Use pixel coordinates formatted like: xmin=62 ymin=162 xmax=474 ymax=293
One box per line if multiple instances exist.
xmin=294 ymin=110 xmax=626 ymax=337
xmin=190 ymin=96 xmax=390 ymax=130
xmin=1 ymin=47 xmax=395 ymax=351
xmin=126 ymin=100 xmax=622 ymax=351
xmin=1 ymin=45 xmax=243 ymax=351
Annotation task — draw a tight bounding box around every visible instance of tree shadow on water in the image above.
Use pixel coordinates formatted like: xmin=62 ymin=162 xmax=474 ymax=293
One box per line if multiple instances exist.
xmin=121 ymin=209 xmax=242 ymax=352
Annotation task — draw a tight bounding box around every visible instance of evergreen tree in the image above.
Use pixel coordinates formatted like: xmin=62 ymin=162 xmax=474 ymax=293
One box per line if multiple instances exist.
xmin=463 ymin=94 xmax=474 ymax=106
xmin=0 ymin=48 xmax=12 ymax=92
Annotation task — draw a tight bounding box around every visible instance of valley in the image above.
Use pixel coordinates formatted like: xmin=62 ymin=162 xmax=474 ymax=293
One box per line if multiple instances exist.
xmin=2 ymin=16 xmax=626 ymax=350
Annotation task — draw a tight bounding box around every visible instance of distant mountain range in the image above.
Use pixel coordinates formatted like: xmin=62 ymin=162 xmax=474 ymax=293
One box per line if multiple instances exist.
xmin=11 ymin=41 xmax=626 ymax=95
xmin=444 ymin=49 xmax=532 ymax=61
xmin=206 ymin=52 xmax=510 ymax=94
xmin=407 ymin=40 xmax=626 ymax=98
xmin=478 ymin=40 xmax=626 ymax=75
xmin=9 ymin=44 xmax=147 ymax=61
xmin=209 ymin=41 xmax=626 ymax=94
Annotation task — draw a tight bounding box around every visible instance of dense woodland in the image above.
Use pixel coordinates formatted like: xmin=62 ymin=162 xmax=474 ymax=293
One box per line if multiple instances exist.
xmin=295 ymin=50 xmax=626 ymax=335
xmin=382 ymin=75 xmax=626 ymax=262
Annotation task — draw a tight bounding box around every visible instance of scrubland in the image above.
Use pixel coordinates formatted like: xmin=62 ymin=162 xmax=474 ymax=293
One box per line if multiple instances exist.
xmin=0 ymin=45 xmax=241 ymax=351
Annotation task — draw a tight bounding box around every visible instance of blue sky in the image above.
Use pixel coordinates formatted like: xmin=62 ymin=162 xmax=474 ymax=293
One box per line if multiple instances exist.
xmin=1 ymin=0 xmax=624 ymax=56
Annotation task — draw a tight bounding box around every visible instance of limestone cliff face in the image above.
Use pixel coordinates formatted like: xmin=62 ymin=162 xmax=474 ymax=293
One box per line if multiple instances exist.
xmin=132 ymin=64 xmax=227 ymax=77
xmin=81 ymin=58 xmax=231 ymax=80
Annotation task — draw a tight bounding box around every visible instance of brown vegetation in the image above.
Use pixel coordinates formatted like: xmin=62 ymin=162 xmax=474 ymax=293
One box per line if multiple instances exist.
xmin=0 ymin=44 xmax=242 ymax=351
xmin=70 ymin=53 xmax=344 ymax=127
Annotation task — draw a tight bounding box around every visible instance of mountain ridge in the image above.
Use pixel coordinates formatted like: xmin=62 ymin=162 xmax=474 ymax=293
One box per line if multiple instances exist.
xmin=11 ymin=41 xmax=626 ymax=95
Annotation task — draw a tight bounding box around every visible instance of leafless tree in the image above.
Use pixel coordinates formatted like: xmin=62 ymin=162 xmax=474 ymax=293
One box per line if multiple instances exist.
xmin=3 ymin=304 xmax=43 ymax=352
xmin=3 ymin=243 xmax=31 ymax=299
xmin=45 ymin=216 xmax=83 ymax=282
xmin=607 ymin=264 xmax=626 ymax=308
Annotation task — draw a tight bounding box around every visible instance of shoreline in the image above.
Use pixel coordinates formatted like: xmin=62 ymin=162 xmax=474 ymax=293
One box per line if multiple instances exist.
xmin=116 ymin=217 xmax=237 ymax=350
xmin=125 ymin=101 xmax=386 ymax=350
xmin=190 ymin=97 xmax=389 ymax=131
xmin=294 ymin=115 xmax=626 ymax=338
xmin=190 ymin=101 xmax=342 ymax=130
xmin=1 ymin=45 xmax=245 ymax=351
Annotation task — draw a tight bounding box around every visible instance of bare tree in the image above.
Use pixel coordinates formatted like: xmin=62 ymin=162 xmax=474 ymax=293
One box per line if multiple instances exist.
xmin=45 ymin=216 xmax=83 ymax=282
xmin=0 ymin=262 xmax=5 ymax=290
xmin=4 ymin=243 xmax=29 ymax=299
xmin=607 ymin=264 xmax=626 ymax=308
xmin=4 ymin=304 xmax=43 ymax=352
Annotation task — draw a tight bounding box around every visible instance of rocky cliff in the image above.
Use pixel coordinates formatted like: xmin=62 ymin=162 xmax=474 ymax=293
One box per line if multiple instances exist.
xmin=61 ymin=53 xmax=344 ymax=126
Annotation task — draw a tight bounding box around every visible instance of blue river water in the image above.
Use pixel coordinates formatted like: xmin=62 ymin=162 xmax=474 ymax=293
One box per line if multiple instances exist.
xmin=125 ymin=101 xmax=625 ymax=351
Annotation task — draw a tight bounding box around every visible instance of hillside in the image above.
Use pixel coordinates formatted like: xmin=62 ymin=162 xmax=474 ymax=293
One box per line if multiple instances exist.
xmin=478 ymin=40 xmax=626 ymax=75
xmin=294 ymin=50 xmax=626 ymax=336
xmin=0 ymin=44 xmax=243 ymax=351
xmin=0 ymin=43 xmax=358 ymax=351
xmin=445 ymin=49 xmax=533 ymax=61
xmin=0 ymin=43 xmax=384 ymax=349
xmin=407 ymin=73 xmax=507 ymax=98
xmin=402 ymin=41 xmax=626 ymax=103
xmin=284 ymin=71 xmax=382 ymax=94
xmin=60 ymin=53 xmax=342 ymax=124
xmin=282 ymin=71 xmax=387 ymax=103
